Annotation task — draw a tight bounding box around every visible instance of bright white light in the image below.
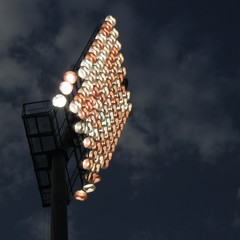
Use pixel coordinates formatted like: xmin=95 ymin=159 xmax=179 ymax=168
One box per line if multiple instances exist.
xmin=122 ymin=67 xmax=127 ymax=76
xmin=105 ymin=15 xmax=116 ymax=26
xmin=52 ymin=94 xmax=67 ymax=108
xmin=115 ymin=40 xmax=121 ymax=51
xmin=78 ymin=66 xmax=90 ymax=79
xmin=59 ymin=81 xmax=73 ymax=95
xmin=64 ymin=71 xmax=78 ymax=84
xmin=126 ymin=91 xmax=130 ymax=100
xmin=69 ymin=101 xmax=80 ymax=113
xmin=95 ymin=33 xmax=107 ymax=44
xmin=83 ymin=183 xmax=96 ymax=193
xmin=80 ymin=59 xmax=93 ymax=70
xmin=111 ymin=28 xmax=119 ymax=38
xmin=128 ymin=103 xmax=133 ymax=112
xmin=74 ymin=122 xmax=85 ymax=133
xmin=118 ymin=53 xmax=124 ymax=63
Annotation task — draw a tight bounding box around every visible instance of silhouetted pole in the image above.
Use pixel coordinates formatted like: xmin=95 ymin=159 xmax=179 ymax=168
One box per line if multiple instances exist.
xmin=50 ymin=151 xmax=68 ymax=240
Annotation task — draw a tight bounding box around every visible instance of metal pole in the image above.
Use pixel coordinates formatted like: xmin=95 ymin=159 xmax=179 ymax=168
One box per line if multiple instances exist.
xmin=50 ymin=151 xmax=68 ymax=240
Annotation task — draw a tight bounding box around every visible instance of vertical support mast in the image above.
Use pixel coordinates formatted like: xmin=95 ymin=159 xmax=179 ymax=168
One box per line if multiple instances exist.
xmin=51 ymin=151 xmax=68 ymax=240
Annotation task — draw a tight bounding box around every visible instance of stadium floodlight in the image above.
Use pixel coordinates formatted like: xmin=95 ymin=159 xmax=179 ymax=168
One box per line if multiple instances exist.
xmin=51 ymin=15 xmax=132 ymax=201
xmin=23 ymin=14 xmax=131 ymax=240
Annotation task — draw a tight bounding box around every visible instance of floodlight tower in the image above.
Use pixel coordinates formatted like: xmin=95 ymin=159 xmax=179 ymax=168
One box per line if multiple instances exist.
xmin=22 ymin=15 xmax=132 ymax=240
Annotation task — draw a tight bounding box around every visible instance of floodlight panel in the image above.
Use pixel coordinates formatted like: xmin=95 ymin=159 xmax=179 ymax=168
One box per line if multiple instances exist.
xmin=50 ymin=15 xmax=132 ymax=201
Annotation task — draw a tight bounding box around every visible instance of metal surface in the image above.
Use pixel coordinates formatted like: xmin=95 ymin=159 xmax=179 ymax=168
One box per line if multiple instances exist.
xmin=50 ymin=151 xmax=68 ymax=240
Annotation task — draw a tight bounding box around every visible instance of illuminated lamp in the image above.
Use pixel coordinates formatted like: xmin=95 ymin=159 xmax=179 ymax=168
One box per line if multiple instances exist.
xmin=106 ymin=79 xmax=112 ymax=88
xmin=52 ymin=94 xmax=67 ymax=108
xmin=78 ymin=110 xmax=87 ymax=120
xmin=85 ymin=52 xmax=97 ymax=63
xmin=82 ymin=159 xmax=94 ymax=170
xmin=116 ymin=130 xmax=121 ymax=138
xmin=106 ymin=60 xmax=113 ymax=70
xmin=119 ymin=123 xmax=124 ymax=131
xmin=92 ymin=39 xmax=104 ymax=50
xmin=93 ymin=64 xmax=100 ymax=74
xmin=80 ymin=59 xmax=93 ymax=70
xmin=111 ymin=46 xmax=118 ymax=56
xmin=89 ymin=95 xmax=97 ymax=105
xmin=97 ymin=53 xmax=107 ymax=64
xmin=114 ymin=59 xmax=121 ymax=69
xmin=109 ymin=53 xmax=116 ymax=63
xmin=118 ymin=91 xmax=123 ymax=99
xmin=94 ymin=99 xmax=103 ymax=111
xmin=103 ymin=127 xmax=108 ymax=138
xmin=125 ymin=110 xmax=130 ymax=119
xmin=64 ymin=71 xmax=78 ymax=84
xmin=95 ymin=119 xmax=102 ymax=130
xmin=94 ymin=60 xmax=104 ymax=71
xmin=101 ymin=48 xmax=109 ymax=58
xmin=106 ymin=40 xmax=114 ymax=50
xmin=118 ymin=53 xmax=124 ymax=63
xmin=78 ymin=66 xmax=90 ymax=79
xmin=86 ymin=72 xmax=96 ymax=82
xmin=122 ymin=67 xmax=127 ymax=76
xmin=91 ymin=163 xmax=101 ymax=173
xmin=83 ymin=184 xmax=96 ymax=193
xmin=110 ymin=28 xmax=119 ymax=39
xmin=107 ymin=152 xmax=113 ymax=161
xmin=101 ymin=160 xmax=110 ymax=169
xmin=92 ymin=86 xmax=100 ymax=97
xmin=128 ymin=103 xmax=133 ymax=112
xmin=83 ymin=137 xmax=95 ymax=148
xmin=115 ymin=40 xmax=121 ymax=51
xmin=78 ymin=86 xmax=90 ymax=97
xmin=88 ymin=150 xmax=98 ymax=159
xmin=117 ymin=110 xmax=122 ymax=119
xmin=99 ymin=73 xmax=107 ymax=83
xmin=106 ymin=142 xmax=111 ymax=152
xmin=105 ymin=15 xmax=116 ymax=26
xmin=126 ymin=91 xmax=130 ymax=100
xmin=74 ymin=190 xmax=87 ymax=201
xmin=89 ymin=128 xmax=100 ymax=140
xmin=99 ymin=27 xmax=111 ymax=38
xmin=102 ymin=21 xmax=113 ymax=31
xmin=99 ymin=132 xmax=105 ymax=142
xmin=82 ymin=80 xmax=93 ymax=91
xmin=86 ymin=122 xmax=94 ymax=134
xmin=74 ymin=122 xmax=86 ymax=134
xmin=88 ymin=46 xmax=100 ymax=56
xmin=95 ymin=33 xmax=107 ymax=44
xmin=59 ymin=81 xmax=73 ymax=95
xmin=99 ymin=155 xmax=104 ymax=165
xmin=109 ymin=34 xmax=117 ymax=45
xmin=85 ymin=100 xmax=93 ymax=112
xmin=69 ymin=100 xmax=81 ymax=113
xmin=92 ymin=108 xmax=99 ymax=118
xmin=103 ymin=105 xmax=108 ymax=115
xmin=118 ymin=73 xmax=124 ymax=83
xmin=87 ymin=172 xmax=101 ymax=184
xmin=101 ymin=86 xmax=109 ymax=95
xmin=74 ymin=92 xmax=85 ymax=102
xmin=111 ymin=144 xmax=116 ymax=152
xmin=106 ymin=117 xmax=111 ymax=128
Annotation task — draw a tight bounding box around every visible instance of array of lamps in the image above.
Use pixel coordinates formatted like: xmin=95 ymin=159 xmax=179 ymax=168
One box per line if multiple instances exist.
xmin=52 ymin=15 xmax=132 ymax=201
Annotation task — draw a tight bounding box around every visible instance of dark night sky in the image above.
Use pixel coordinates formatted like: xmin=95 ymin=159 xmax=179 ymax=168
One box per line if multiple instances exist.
xmin=1 ymin=0 xmax=240 ymax=239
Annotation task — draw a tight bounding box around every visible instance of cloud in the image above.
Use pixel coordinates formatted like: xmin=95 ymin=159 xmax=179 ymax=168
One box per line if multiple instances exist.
xmin=0 ymin=0 xmax=42 ymax=54
xmin=17 ymin=210 xmax=49 ymax=240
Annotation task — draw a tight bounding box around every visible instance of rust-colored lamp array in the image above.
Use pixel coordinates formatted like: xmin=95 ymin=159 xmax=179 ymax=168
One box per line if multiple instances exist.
xmin=52 ymin=15 xmax=132 ymax=201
